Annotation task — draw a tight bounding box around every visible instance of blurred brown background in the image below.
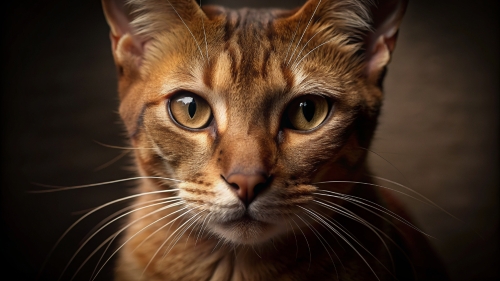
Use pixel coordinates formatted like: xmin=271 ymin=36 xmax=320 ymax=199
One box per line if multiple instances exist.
xmin=1 ymin=0 xmax=498 ymax=280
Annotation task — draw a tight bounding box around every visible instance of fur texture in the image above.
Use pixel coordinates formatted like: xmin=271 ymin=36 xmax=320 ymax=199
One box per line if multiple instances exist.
xmin=100 ymin=0 xmax=449 ymax=280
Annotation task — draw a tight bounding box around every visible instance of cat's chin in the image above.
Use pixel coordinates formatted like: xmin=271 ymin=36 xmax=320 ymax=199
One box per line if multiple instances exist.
xmin=210 ymin=215 xmax=280 ymax=245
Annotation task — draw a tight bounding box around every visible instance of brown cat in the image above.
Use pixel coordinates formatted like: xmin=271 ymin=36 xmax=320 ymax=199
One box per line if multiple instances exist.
xmin=98 ymin=0 xmax=449 ymax=280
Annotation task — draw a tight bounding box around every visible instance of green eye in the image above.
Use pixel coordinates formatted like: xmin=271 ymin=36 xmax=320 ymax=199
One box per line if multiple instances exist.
xmin=168 ymin=91 xmax=212 ymax=129
xmin=285 ymin=95 xmax=330 ymax=131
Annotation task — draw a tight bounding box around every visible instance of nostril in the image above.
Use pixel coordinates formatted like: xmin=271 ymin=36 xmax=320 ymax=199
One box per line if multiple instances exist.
xmin=222 ymin=173 xmax=270 ymax=205
xmin=253 ymin=182 xmax=267 ymax=197
xmin=229 ymin=182 xmax=239 ymax=190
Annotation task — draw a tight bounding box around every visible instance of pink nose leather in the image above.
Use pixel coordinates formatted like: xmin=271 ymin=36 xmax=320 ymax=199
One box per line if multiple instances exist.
xmin=225 ymin=173 xmax=267 ymax=206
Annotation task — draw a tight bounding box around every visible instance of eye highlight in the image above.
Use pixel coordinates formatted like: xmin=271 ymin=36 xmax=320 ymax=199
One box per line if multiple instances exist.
xmin=168 ymin=91 xmax=212 ymax=129
xmin=284 ymin=95 xmax=330 ymax=131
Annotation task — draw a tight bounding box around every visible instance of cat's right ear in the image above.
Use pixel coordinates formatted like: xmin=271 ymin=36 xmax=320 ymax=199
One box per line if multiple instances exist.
xmin=364 ymin=0 xmax=408 ymax=84
xmin=102 ymin=0 xmax=146 ymax=76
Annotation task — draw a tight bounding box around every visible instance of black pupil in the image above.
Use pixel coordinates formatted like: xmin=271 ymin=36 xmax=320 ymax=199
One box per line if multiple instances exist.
xmin=301 ymin=100 xmax=315 ymax=122
xmin=188 ymin=99 xmax=197 ymax=118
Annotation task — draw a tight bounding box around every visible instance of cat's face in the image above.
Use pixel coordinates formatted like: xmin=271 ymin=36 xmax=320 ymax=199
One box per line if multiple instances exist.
xmin=104 ymin=0 xmax=406 ymax=245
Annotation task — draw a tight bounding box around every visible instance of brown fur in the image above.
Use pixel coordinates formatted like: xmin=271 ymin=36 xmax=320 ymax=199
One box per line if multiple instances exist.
xmin=101 ymin=0 xmax=449 ymax=280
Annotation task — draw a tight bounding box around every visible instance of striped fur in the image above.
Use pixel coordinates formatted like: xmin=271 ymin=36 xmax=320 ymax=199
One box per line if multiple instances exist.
xmin=101 ymin=0 xmax=449 ymax=280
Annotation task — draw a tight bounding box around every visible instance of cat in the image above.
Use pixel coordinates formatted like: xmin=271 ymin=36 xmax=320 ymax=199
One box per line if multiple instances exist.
xmin=95 ymin=0 xmax=450 ymax=280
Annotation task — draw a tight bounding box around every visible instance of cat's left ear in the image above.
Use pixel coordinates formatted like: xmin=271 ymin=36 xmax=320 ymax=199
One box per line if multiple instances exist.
xmin=364 ymin=0 xmax=408 ymax=84
xmin=102 ymin=0 xmax=146 ymax=73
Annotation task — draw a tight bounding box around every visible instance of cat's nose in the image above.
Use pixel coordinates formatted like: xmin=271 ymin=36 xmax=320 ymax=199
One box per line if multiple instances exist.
xmin=224 ymin=173 xmax=269 ymax=206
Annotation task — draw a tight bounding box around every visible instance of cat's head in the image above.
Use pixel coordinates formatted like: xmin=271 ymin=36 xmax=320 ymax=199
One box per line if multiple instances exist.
xmin=103 ymin=0 xmax=407 ymax=245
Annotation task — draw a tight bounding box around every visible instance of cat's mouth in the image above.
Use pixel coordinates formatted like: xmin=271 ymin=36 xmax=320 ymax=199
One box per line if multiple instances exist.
xmin=220 ymin=213 xmax=267 ymax=227
xmin=211 ymin=213 xmax=277 ymax=245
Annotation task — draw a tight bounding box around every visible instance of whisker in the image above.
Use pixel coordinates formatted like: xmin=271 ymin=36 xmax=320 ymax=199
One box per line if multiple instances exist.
xmin=358 ymin=146 xmax=411 ymax=186
xmin=91 ymin=206 xmax=190 ymax=281
xmin=211 ymin=237 xmax=223 ymax=254
xmin=37 ymin=188 xmax=179 ymax=279
xmin=165 ymin=0 xmax=206 ymax=62
xmin=313 ymin=197 xmax=419 ymax=278
xmin=129 ymin=207 xmax=190 ymax=255
xmin=62 ymin=199 xmax=182 ymax=281
xmin=81 ymin=197 xmax=180 ymax=245
xmin=314 ymin=190 xmax=430 ymax=237
xmin=287 ymin=0 xmax=322 ymax=66
xmin=185 ymin=212 xmax=205 ymax=246
xmin=283 ymin=14 xmax=303 ymax=63
xmin=290 ymin=28 xmax=324 ymax=68
xmin=286 ymin=217 xmax=299 ymax=258
xmin=295 ymin=212 xmax=337 ymax=277
xmin=162 ymin=211 xmax=204 ymax=258
xmin=94 ymin=150 xmax=130 ymax=171
xmin=30 ymin=176 xmax=182 ymax=193
xmin=303 ymin=205 xmax=381 ymax=281
xmin=252 ymin=245 xmax=262 ymax=259
xmin=195 ymin=212 xmax=211 ymax=245
xmin=291 ymin=38 xmax=334 ymax=72
xmin=311 ymin=200 xmax=396 ymax=273
xmin=200 ymin=0 xmax=209 ymax=62
xmin=141 ymin=208 xmax=203 ymax=278
xmin=312 ymin=200 xmax=402 ymax=279
xmin=290 ymin=216 xmax=311 ymax=271
xmin=371 ymin=175 xmax=462 ymax=221
xmin=90 ymin=233 xmax=117 ymax=281
xmin=311 ymin=180 xmax=430 ymax=206
xmin=92 ymin=140 xmax=155 ymax=150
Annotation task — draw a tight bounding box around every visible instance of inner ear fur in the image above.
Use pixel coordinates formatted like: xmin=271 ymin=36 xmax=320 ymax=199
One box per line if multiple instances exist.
xmin=102 ymin=0 xmax=204 ymax=76
xmin=364 ymin=0 xmax=408 ymax=84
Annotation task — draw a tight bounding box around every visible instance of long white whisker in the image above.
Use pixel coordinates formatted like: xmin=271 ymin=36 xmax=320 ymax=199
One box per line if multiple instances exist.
xmin=295 ymin=213 xmax=338 ymax=277
xmin=291 ymin=28 xmax=323 ymax=68
xmin=87 ymin=198 xmax=180 ymax=280
xmin=165 ymin=0 xmax=205 ymax=62
xmin=200 ymin=1 xmax=209 ymax=62
xmin=69 ymin=201 xmax=184 ymax=281
xmin=286 ymin=218 xmax=299 ymax=258
xmin=89 ymin=233 xmax=117 ymax=281
xmin=92 ymin=140 xmax=155 ymax=150
xmin=82 ymin=197 xmax=179 ymax=243
xmin=211 ymin=237 xmax=223 ymax=254
xmin=129 ymin=208 xmax=190 ymax=255
xmin=185 ymin=212 xmax=205 ymax=246
xmin=309 ymin=202 xmax=396 ymax=274
xmin=162 ymin=211 xmax=204 ymax=258
xmin=314 ymin=190 xmax=430 ymax=237
xmin=290 ymin=216 xmax=311 ymax=271
xmin=287 ymin=0 xmax=322 ymax=66
xmin=312 ymin=180 xmax=430 ymax=206
xmin=91 ymin=207 xmax=192 ymax=281
xmin=195 ymin=212 xmax=211 ymax=245
xmin=283 ymin=14 xmax=303 ymax=63
xmin=303 ymin=205 xmax=381 ymax=281
xmin=141 ymin=208 xmax=203 ymax=278
xmin=30 ymin=176 xmax=182 ymax=193
xmin=358 ymin=146 xmax=412 ymax=186
xmin=313 ymin=198 xmax=419 ymax=277
xmin=37 ymin=188 xmax=179 ymax=279
xmin=94 ymin=150 xmax=130 ymax=171
xmin=62 ymin=199 xmax=182 ymax=281
xmin=371 ymin=175 xmax=462 ymax=221
xmin=291 ymin=38 xmax=333 ymax=71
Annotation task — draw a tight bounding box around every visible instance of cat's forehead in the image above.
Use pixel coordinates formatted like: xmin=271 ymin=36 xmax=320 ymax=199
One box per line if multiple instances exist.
xmin=151 ymin=7 xmax=353 ymax=98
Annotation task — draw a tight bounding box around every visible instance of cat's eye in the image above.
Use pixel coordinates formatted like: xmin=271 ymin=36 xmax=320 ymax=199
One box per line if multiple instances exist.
xmin=284 ymin=95 xmax=330 ymax=131
xmin=168 ymin=91 xmax=212 ymax=129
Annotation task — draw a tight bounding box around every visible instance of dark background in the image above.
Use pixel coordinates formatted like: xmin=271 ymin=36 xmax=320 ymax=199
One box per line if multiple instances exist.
xmin=1 ymin=0 xmax=498 ymax=280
